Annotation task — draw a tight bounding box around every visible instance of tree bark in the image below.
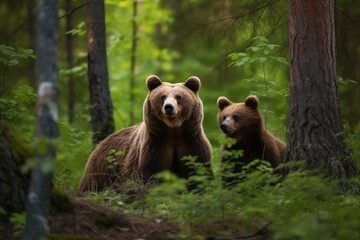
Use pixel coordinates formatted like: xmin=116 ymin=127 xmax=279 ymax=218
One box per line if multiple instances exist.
xmin=129 ymin=0 xmax=138 ymax=126
xmin=86 ymin=0 xmax=115 ymax=145
xmin=27 ymin=0 xmax=37 ymax=89
xmin=288 ymin=0 xmax=358 ymax=178
xmin=24 ymin=0 xmax=59 ymax=238
xmin=0 ymin=123 xmax=30 ymax=222
xmin=66 ymin=0 xmax=75 ymax=124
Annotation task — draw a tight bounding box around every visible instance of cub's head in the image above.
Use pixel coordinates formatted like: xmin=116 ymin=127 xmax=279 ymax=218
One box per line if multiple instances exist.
xmin=145 ymin=75 xmax=202 ymax=128
xmin=217 ymin=95 xmax=262 ymax=138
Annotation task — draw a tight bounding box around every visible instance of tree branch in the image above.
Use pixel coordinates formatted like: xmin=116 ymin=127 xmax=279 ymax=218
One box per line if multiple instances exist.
xmin=58 ymin=2 xmax=86 ymax=19
xmin=186 ymin=1 xmax=275 ymax=37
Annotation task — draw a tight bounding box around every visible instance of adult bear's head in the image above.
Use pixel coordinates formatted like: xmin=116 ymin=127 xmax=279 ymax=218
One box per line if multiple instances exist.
xmin=144 ymin=75 xmax=203 ymax=130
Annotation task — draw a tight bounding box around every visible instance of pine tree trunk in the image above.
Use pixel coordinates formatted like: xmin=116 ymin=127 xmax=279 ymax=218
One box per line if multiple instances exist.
xmin=86 ymin=0 xmax=115 ymax=145
xmin=24 ymin=0 xmax=59 ymax=238
xmin=129 ymin=0 xmax=138 ymax=126
xmin=66 ymin=0 xmax=75 ymax=124
xmin=288 ymin=0 xmax=358 ymax=178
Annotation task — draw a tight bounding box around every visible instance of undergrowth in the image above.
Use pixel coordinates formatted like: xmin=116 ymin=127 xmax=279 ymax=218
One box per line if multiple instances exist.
xmin=82 ymin=137 xmax=360 ymax=240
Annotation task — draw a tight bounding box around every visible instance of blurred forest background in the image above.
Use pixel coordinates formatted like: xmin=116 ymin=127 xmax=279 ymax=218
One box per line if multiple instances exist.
xmin=1 ymin=0 xmax=360 ymax=239
xmin=1 ymin=0 xmax=359 ymax=186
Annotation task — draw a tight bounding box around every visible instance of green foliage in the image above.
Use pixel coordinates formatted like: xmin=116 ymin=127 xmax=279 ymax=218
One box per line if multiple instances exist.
xmin=9 ymin=212 xmax=26 ymax=237
xmin=228 ymin=36 xmax=289 ymax=105
xmin=344 ymin=121 xmax=360 ymax=166
xmin=65 ymin=21 xmax=86 ymax=37
xmin=0 ymin=85 xmax=37 ymax=143
xmin=143 ymin=148 xmax=360 ymax=239
xmin=55 ymin=121 xmax=92 ymax=188
xmin=85 ymin=189 xmax=130 ymax=212
xmin=0 ymin=45 xmax=36 ymax=67
xmin=105 ymin=0 xmax=175 ymax=127
xmin=59 ymin=63 xmax=87 ymax=80
xmin=228 ymin=36 xmax=288 ymax=67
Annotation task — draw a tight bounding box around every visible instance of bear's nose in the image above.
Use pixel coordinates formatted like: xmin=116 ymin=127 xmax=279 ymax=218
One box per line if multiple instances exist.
xmin=220 ymin=123 xmax=228 ymax=133
xmin=164 ymin=104 xmax=174 ymax=115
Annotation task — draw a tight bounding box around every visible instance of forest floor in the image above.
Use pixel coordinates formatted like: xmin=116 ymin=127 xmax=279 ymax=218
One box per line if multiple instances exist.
xmin=0 ymin=199 xmax=178 ymax=240
xmin=0 ymin=184 xmax=271 ymax=240
xmin=48 ymin=198 xmax=179 ymax=240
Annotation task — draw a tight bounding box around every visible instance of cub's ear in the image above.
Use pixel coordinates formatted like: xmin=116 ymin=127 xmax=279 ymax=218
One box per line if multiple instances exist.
xmin=245 ymin=95 xmax=258 ymax=109
xmin=184 ymin=76 xmax=201 ymax=93
xmin=217 ymin=96 xmax=232 ymax=110
xmin=146 ymin=75 xmax=162 ymax=91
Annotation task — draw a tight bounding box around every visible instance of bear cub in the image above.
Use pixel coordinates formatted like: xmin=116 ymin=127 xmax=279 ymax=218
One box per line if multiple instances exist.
xmin=79 ymin=75 xmax=212 ymax=191
xmin=217 ymin=95 xmax=286 ymax=173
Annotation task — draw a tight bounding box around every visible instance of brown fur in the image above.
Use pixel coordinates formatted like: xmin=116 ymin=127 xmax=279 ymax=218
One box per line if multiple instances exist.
xmin=217 ymin=95 xmax=286 ymax=172
xmin=79 ymin=75 xmax=212 ymax=191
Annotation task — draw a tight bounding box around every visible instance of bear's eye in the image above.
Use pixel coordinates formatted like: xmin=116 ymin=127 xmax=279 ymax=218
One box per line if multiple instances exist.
xmin=223 ymin=116 xmax=226 ymax=121
xmin=176 ymin=95 xmax=181 ymax=101
xmin=161 ymin=95 xmax=166 ymax=100
xmin=233 ymin=115 xmax=239 ymax=121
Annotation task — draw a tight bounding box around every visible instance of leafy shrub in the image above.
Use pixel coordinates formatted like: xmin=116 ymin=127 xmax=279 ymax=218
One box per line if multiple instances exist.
xmin=9 ymin=212 xmax=26 ymax=237
xmin=143 ymin=145 xmax=360 ymax=239
xmin=55 ymin=121 xmax=92 ymax=188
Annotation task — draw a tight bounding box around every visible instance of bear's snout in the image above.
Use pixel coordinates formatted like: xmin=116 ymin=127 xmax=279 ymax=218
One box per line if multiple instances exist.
xmin=220 ymin=123 xmax=228 ymax=133
xmin=164 ymin=104 xmax=174 ymax=115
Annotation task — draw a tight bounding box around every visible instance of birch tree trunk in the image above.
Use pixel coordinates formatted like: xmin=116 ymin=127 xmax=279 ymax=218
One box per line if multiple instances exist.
xmin=288 ymin=0 xmax=358 ymax=178
xmin=24 ymin=0 xmax=59 ymax=238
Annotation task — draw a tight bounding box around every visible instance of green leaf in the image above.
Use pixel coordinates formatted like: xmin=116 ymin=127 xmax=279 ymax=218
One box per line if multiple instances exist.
xmin=20 ymin=158 xmax=37 ymax=173
xmin=228 ymin=52 xmax=247 ymax=60
xmin=8 ymin=59 xmax=19 ymax=66
xmin=252 ymin=36 xmax=269 ymax=43
xmin=246 ymin=46 xmax=261 ymax=52
xmin=269 ymin=56 xmax=289 ymax=65
xmin=338 ymin=76 xmax=358 ymax=85
xmin=41 ymin=159 xmax=55 ymax=174
xmin=0 ymin=45 xmax=16 ymax=56
xmin=256 ymin=57 xmax=268 ymax=63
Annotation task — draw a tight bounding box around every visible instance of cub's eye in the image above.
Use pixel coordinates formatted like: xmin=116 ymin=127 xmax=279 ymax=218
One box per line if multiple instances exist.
xmin=161 ymin=95 xmax=166 ymax=100
xmin=176 ymin=95 xmax=181 ymax=100
xmin=223 ymin=116 xmax=226 ymax=121
xmin=233 ymin=115 xmax=239 ymax=120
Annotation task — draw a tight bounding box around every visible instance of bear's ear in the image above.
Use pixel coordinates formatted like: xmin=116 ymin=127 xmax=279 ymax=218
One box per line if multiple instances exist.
xmin=245 ymin=95 xmax=258 ymax=109
xmin=184 ymin=76 xmax=201 ymax=93
xmin=146 ymin=75 xmax=162 ymax=91
xmin=217 ymin=96 xmax=232 ymax=110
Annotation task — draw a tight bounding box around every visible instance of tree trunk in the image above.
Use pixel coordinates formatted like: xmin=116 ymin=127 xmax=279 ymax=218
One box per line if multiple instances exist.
xmin=27 ymin=0 xmax=37 ymax=89
xmin=86 ymin=0 xmax=115 ymax=145
xmin=24 ymin=0 xmax=59 ymax=238
xmin=129 ymin=0 xmax=138 ymax=126
xmin=0 ymin=123 xmax=30 ymax=222
xmin=66 ymin=0 xmax=75 ymax=124
xmin=288 ymin=0 xmax=358 ymax=178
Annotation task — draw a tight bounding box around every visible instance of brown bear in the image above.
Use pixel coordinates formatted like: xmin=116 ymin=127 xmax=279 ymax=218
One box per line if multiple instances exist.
xmin=79 ymin=75 xmax=212 ymax=191
xmin=217 ymin=95 xmax=286 ymax=173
